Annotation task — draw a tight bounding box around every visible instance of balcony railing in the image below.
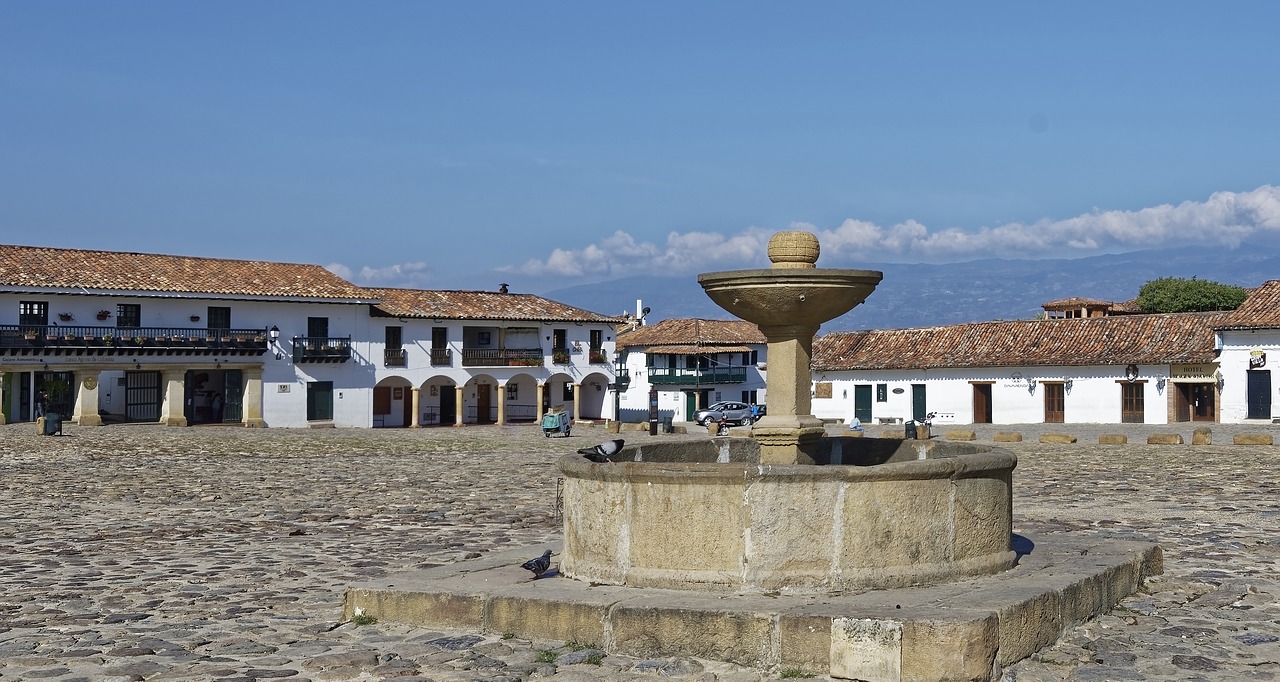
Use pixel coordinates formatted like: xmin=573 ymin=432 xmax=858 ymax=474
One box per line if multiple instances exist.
xmin=1 ymin=325 xmax=268 ymax=355
xmin=384 ymin=348 xmax=407 ymax=367
xmin=461 ymin=347 xmax=543 ymax=367
xmin=430 ymin=348 xmax=452 ymax=366
xmin=293 ymin=336 xmax=352 ymax=363
xmin=647 ymin=366 xmax=748 ymax=385
xmin=588 ymin=348 xmax=608 ymax=364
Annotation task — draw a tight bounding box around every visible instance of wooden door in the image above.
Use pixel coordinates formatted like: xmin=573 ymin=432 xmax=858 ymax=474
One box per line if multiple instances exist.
xmin=1191 ymin=383 xmax=1215 ymax=421
xmin=1247 ymin=371 xmax=1271 ymax=419
xmin=1121 ymin=382 xmax=1144 ymax=423
xmin=854 ymin=385 xmax=873 ymax=422
xmin=1044 ymin=382 xmax=1064 ymax=423
xmin=477 ymin=384 xmax=492 ymax=423
xmin=972 ymin=383 xmax=993 ymax=423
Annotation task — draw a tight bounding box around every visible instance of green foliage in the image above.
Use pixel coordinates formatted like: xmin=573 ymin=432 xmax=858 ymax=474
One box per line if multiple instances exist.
xmin=1135 ymin=276 xmax=1248 ymax=313
xmin=779 ymin=669 xmax=815 ymax=679
xmin=350 ymin=613 xmax=378 ymax=626
xmin=535 ymin=649 xmax=558 ymax=663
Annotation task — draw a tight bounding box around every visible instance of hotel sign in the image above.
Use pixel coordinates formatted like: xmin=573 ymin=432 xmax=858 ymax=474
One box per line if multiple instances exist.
xmin=1170 ymin=364 xmax=1217 ymax=381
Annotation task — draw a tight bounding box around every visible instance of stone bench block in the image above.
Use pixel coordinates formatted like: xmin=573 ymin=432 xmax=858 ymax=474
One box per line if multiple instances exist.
xmin=945 ymin=429 xmax=976 ymax=441
xmin=1146 ymin=434 xmax=1184 ymax=445
xmin=1039 ymin=433 xmax=1077 ymax=444
xmin=1192 ymin=427 xmax=1212 ymax=445
xmin=1233 ymin=433 xmax=1274 ymax=445
xmin=993 ymin=431 xmax=1023 ymax=442
xmin=1097 ymin=434 xmax=1127 ymax=445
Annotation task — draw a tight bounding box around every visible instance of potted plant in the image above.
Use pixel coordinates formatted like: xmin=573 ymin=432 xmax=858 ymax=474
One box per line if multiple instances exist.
xmin=552 ymin=350 xmax=570 ymax=364
xmin=57 ymin=313 xmax=74 ymax=322
xmin=63 ymin=332 xmax=77 ymax=341
xmin=96 ymin=310 xmax=111 ymax=321
xmin=23 ymin=330 xmax=37 ymax=341
xmin=133 ymin=335 xmax=146 ymax=346
xmin=102 ymin=333 xmax=114 ymax=345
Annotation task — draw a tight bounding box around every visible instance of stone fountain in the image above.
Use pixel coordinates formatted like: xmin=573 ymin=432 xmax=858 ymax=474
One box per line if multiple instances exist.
xmin=344 ymin=231 xmax=1163 ymax=681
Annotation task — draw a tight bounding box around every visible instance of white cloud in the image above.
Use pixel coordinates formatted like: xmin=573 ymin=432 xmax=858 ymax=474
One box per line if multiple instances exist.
xmin=326 ymin=261 xmax=434 ymax=288
xmin=506 ymin=185 xmax=1280 ymax=277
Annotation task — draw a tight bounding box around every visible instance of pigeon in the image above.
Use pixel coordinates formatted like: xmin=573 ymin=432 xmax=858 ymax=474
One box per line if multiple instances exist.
xmin=521 ymin=549 xmax=554 ymax=579
xmin=577 ymin=439 xmax=624 ymax=460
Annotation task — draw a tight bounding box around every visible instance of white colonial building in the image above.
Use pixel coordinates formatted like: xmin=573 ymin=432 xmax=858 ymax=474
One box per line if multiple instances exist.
xmin=0 ymin=245 xmax=623 ymax=428
xmin=1215 ymin=280 xmax=1280 ymax=423
xmin=616 ymin=318 xmax=767 ymax=424
xmin=810 ymin=311 xmax=1226 ymax=426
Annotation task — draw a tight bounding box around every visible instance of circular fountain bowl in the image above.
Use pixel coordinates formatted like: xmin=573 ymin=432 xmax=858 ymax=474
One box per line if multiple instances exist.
xmin=697 ymin=268 xmax=883 ymax=327
xmin=559 ymin=438 xmax=1017 ymax=594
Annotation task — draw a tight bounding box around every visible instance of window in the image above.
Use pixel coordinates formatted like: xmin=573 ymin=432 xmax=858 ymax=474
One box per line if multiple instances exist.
xmin=385 ymin=326 xmax=402 ymax=349
xmin=116 ymin=304 xmax=141 ymax=328
xmin=589 ymin=329 xmax=603 ymax=350
xmin=562 ymin=383 xmax=574 ymax=401
xmin=207 ymin=306 xmax=231 ymax=330
xmin=19 ymin=301 xmax=48 ymax=330
xmin=308 ymin=317 xmax=329 ymax=339
xmin=431 ymin=327 xmax=448 ymax=349
xmin=876 ymin=383 xmax=888 ymax=402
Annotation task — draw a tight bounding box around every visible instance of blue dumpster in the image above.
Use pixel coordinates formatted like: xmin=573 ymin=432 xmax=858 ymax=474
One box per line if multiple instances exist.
xmin=44 ymin=412 xmax=63 ymax=436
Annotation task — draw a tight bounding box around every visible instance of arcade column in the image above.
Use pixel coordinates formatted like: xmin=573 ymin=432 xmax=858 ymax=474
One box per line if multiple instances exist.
xmin=242 ymin=367 xmax=265 ymax=427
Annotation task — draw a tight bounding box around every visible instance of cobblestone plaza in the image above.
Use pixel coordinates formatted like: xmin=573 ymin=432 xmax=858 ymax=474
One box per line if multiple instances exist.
xmin=2 ymin=422 xmax=1277 ymax=681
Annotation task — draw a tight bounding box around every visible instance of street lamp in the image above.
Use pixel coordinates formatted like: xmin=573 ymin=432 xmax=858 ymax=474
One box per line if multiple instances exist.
xmin=611 ymin=352 xmax=631 ymax=423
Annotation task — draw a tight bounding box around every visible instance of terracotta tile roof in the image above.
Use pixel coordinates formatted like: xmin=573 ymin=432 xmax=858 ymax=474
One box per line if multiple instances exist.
xmin=1041 ymin=297 xmax=1113 ymax=309
xmin=0 ymin=244 xmax=375 ymax=301
xmin=366 ymin=287 xmax=625 ymax=323
xmin=641 ymin=344 xmax=756 ymax=355
xmin=617 ymin=318 xmax=766 ymax=350
xmin=1218 ymin=280 xmax=1280 ymax=329
xmin=813 ymin=312 xmax=1226 ymax=371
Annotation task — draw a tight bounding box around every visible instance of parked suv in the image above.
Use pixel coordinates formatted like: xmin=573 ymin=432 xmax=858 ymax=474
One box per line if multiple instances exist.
xmin=693 ymin=401 xmax=756 ymax=426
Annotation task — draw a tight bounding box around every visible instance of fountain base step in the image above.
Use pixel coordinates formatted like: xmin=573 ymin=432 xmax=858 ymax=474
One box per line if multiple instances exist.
xmin=344 ymin=533 xmax=1161 ymax=682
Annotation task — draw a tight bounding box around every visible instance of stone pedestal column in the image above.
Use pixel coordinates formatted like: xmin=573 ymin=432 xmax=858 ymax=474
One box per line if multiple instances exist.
xmin=242 ymin=367 xmax=265 ymax=427
xmin=573 ymin=383 xmax=581 ymax=422
xmin=454 ymin=385 xmax=464 ymax=426
xmin=72 ymin=373 xmax=103 ymax=426
xmin=410 ymin=387 xmax=421 ymax=427
xmin=752 ymin=323 xmax=826 ymax=465
xmin=160 ymin=370 xmax=187 ymax=427
xmin=536 ymin=384 xmax=546 ymax=424
xmin=496 ymin=384 xmax=507 ymax=425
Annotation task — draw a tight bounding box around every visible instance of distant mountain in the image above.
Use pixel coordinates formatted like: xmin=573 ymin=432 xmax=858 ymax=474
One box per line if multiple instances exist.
xmin=545 ymin=245 xmax=1280 ymax=332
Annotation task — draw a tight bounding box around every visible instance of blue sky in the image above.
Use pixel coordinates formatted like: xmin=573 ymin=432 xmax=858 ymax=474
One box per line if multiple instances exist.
xmin=3 ymin=2 xmax=1278 ymax=294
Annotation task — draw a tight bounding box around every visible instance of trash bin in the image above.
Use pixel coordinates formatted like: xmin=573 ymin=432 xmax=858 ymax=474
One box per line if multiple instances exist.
xmin=904 ymin=420 xmax=917 ymax=440
xmin=44 ymin=412 xmax=63 ymax=436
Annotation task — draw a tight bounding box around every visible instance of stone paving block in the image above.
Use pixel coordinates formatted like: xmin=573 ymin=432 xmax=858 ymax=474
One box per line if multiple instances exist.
xmin=1039 ymin=433 xmax=1077 ymax=444
xmin=993 ymin=431 xmax=1022 ymax=442
xmin=945 ymin=429 xmax=976 ymax=441
xmin=1233 ymin=433 xmax=1274 ymax=445
xmin=1192 ymin=427 xmax=1212 ymax=445
xmin=1098 ymin=434 xmax=1127 ymax=444
xmin=1146 ymin=433 xmax=1184 ymax=445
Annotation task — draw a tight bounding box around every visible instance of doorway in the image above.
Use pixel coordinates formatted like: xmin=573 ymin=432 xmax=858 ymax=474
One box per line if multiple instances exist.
xmin=1247 ymin=370 xmax=1271 ymax=420
xmin=972 ymin=383 xmax=993 ymax=423
xmin=1174 ymin=383 xmax=1216 ymax=422
xmin=853 ymin=385 xmax=872 ymax=423
xmin=911 ymin=384 xmax=927 ymax=422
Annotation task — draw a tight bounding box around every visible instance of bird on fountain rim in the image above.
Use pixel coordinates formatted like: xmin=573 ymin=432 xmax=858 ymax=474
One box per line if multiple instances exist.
xmin=521 ymin=549 xmax=554 ymax=579
xmin=578 ymin=438 xmax=624 ymax=462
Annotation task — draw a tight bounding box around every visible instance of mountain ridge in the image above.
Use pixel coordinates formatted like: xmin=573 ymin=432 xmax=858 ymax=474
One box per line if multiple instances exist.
xmin=544 ymin=245 xmax=1280 ymax=331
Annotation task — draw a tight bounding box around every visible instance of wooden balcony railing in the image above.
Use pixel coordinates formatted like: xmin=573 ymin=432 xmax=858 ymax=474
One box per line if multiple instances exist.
xmin=384 ymin=348 xmax=407 ymax=367
xmin=461 ymin=347 xmax=543 ymax=367
xmin=647 ymin=366 xmax=748 ymax=385
xmin=1 ymin=325 xmax=268 ymax=356
xmin=430 ymin=348 xmax=452 ymax=366
xmin=293 ymin=336 xmax=352 ymax=363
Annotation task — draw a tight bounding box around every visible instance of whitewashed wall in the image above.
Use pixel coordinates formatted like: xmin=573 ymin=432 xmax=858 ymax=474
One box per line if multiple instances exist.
xmin=813 ymin=364 xmax=1174 ymax=425
xmin=1218 ymin=328 xmax=1280 ymax=422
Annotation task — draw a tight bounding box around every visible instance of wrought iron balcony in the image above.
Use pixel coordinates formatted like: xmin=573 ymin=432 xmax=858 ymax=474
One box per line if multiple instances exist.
xmin=1 ymin=325 xmax=268 ymax=356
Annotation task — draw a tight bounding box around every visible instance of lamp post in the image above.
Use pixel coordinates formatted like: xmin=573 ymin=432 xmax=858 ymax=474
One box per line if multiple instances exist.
xmin=611 ymin=352 xmax=631 ymax=427
xmin=269 ymin=325 xmax=282 ymax=360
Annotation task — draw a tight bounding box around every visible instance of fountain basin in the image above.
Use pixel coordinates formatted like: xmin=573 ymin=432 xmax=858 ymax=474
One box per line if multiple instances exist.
xmin=560 ymin=438 xmax=1016 ymax=594
xmin=697 ymin=268 xmax=883 ymax=327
